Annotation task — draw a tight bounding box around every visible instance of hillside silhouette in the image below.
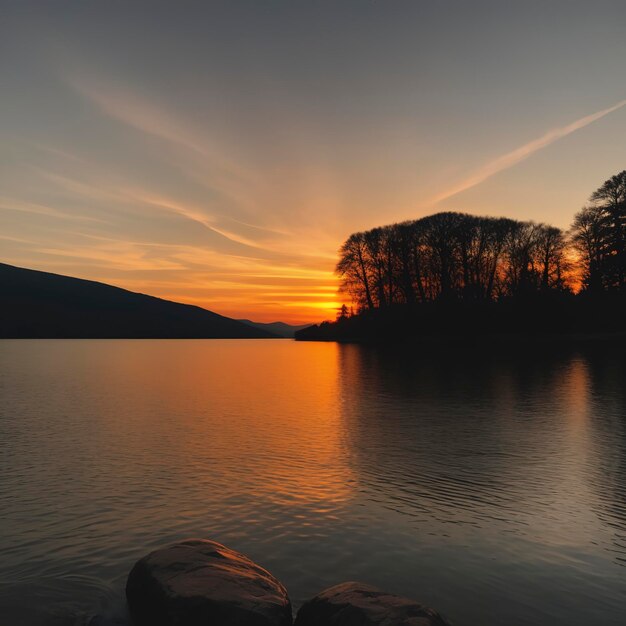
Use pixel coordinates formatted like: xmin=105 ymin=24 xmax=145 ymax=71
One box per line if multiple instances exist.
xmin=237 ymin=319 xmax=312 ymax=338
xmin=0 ymin=263 xmax=277 ymax=339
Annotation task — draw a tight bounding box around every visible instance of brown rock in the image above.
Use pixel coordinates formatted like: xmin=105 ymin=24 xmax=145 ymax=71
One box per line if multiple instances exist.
xmin=126 ymin=538 xmax=292 ymax=626
xmin=294 ymin=582 xmax=451 ymax=626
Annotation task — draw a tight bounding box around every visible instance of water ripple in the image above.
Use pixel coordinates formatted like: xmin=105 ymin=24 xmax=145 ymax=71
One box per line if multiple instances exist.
xmin=1 ymin=340 xmax=625 ymax=625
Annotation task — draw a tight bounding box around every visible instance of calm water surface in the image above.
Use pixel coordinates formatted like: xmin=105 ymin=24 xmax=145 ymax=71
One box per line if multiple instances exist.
xmin=1 ymin=339 xmax=625 ymax=625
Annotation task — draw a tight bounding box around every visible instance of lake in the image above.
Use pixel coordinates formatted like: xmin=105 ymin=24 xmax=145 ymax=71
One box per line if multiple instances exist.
xmin=1 ymin=339 xmax=625 ymax=625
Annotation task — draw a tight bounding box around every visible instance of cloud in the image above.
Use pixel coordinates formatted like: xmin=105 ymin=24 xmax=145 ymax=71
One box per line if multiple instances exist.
xmin=0 ymin=197 xmax=103 ymax=223
xmin=432 ymin=98 xmax=626 ymax=205
xmin=124 ymin=190 xmax=267 ymax=250
xmin=65 ymin=73 xmax=256 ymax=187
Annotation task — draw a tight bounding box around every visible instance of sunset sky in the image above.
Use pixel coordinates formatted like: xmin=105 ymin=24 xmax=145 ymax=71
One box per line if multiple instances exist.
xmin=1 ymin=1 xmax=625 ymax=323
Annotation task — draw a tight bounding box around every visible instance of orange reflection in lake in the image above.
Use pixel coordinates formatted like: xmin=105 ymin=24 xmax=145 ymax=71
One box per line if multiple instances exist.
xmin=75 ymin=339 xmax=355 ymax=511
xmin=2 ymin=340 xmax=626 ymax=626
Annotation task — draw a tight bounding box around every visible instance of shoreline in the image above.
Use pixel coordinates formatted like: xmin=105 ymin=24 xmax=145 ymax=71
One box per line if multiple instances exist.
xmin=295 ymin=330 xmax=626 ymax=346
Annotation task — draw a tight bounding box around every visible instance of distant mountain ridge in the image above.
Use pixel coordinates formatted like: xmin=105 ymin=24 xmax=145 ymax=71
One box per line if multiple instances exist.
xmin=237 ymin=319 xmax=312 ymax=338
xmin=0 ymin=263 xmax=277 ymax=339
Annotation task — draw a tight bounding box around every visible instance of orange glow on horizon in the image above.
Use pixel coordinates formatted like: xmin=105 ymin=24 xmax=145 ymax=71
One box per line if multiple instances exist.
xmin=53 ymin=261 xmax=344 ymax=325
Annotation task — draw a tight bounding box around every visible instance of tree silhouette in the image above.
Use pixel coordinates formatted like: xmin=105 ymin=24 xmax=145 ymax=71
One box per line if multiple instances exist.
xmin=336 ymin=212 xmax=570 ymax=308
xmin=570 ymin=170 xmax=626 ymax=292
xmin=570 ymin=205 xmax=608 ymax=292
xmin=299 ymin=169 xmax=626 ymax=343
xmin=589 ymin=170 xmax=626 ymax=290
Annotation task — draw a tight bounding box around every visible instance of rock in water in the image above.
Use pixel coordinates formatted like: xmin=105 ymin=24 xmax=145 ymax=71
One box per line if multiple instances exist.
xmin=294 ymin=582 xmax=451 ymax=626
xmin=126 ymin=538 xmax=292 ymax=626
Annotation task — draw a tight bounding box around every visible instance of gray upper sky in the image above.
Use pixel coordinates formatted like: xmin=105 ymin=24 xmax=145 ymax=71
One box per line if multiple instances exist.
xmin=1 ymin=1 xmax=625 ymax=321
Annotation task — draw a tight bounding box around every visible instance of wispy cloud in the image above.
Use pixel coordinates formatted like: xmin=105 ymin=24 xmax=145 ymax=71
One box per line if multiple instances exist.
xmin=432 ymin=98 xmax=626 ymax=205
xmin=66 ymin=73 xmax=255 ymax=187
xmin=0 ymin=198 xmax=103 ymax=223
xmin=124 ymin=190 xmax=267 ymax=250
xmin=68 ymin=75 xmax=210 ymax=157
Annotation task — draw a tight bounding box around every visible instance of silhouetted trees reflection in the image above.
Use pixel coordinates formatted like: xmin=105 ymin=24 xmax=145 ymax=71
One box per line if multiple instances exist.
xmin=336 ymin=342 xmax=626 ymax=566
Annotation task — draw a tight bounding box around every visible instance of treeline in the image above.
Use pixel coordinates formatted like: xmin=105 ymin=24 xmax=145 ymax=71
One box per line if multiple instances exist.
xmin=296 ymin=170 xmax=626 ymax=342
xmin=571 ymin=170 xmax=626 ymax=291
xmin=337 ymin=170 xmax=625 ymax=310
xmin=337 ymin=214 xmax=568 ymax=308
